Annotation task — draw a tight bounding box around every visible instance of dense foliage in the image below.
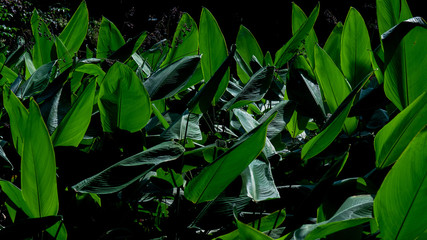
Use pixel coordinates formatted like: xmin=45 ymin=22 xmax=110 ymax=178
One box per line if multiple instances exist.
xmin=0 ymin=0 xmax=426 ymax=239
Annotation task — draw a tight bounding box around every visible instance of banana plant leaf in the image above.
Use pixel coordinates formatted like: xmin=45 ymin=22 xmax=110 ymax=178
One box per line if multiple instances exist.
xmin=374 ymin=127 xmax=427 ymax=240
xmin=274 ymin=2 xmax=320 ymax=67
xmin=258 ymin=100 xmax=296 ymax=140
xmin=30 ymin=9 xmax=53 ymax=69
xmin=223 ymin=66 xmax=274 ymax=110
xmin=58 ymin=1 xmax=88 ymax=55
xmin=15 ymin=61 xmax=54 ymax=100
xmin=0 ymin=180 xmax=32 ymax=219
xmin=72 ymin=141 xmax=185 ymax=194
xmin=382 ymin=17 xmax=427 ymax=110
xmin=0 ymin=61 xmax=18 ymax=85
xmin=240 ymin=159 xmax=280 ymax=202
xmin=291 ymin=195 xmax=373 ymax=240
xmin=106 ymin=31 xmax=147 ymax=64
xmin=324 ymin=22 xmax=343 ymax=68
xmin=314 ymin=44 xmax=357 ymax=135
xmin=144 ymin=55 xmax=201 ymax=100
xmin=98 ymin=62 xmax=152 ymax=133
xmin=376 ymin=0 xmax=413 ymax=35
xmin=237 ymin=219 xmax=274 ymax=240
xmin=96 ymin=17 xmax=125 ymax=60
xmin=341 ymin=7 xmax=372 ymax=87
xmin=161 ymin=13 xmax=199 ymax=67
xmin=160 ymin=110 xmax=203 ymax=141
xmin=199 ymin=7 xmax=229 ymax=104
xmin=184 ymin=113 xmax=276 ymax=203
xmin=235 ymin=25 xmax=264 ymax=84
xmin=375 ymin=92 xmax=427 ymax=168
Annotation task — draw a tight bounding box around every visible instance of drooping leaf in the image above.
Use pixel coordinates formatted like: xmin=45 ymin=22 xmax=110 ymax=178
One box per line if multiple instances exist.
xmin=58 ymin=1 xmax=88 ymax=55
xmin=292 ymin=195 xmax=373 ymax=240
xmin=21 ymin=100 xmax=58 ymax=218
xmin=0 ymin=61 xmax=18 ymax=85
xmin=96 ymin=17 xmax=125 ymax=60
xmin=161 ymin=13 xmax=199 ymax=66
xmin=258 ymin=100 xmax=296 ymax=139
xmin=341 ymin=7 xmax=372 ymax=87
xmin=223 ymin=66 xmax=274 ymax=110
xmin=314 ymin=44 xmax=357 ymax=135
xmin=374 ymin=127 xmax=427 ymax=240
xmin=199 ymin=7 xmax=229 ymax=104
xmin=375 ymin=92 xmax=427 ymax=168
xmin=144 ymin=55 xmax=201 ymax=100
xmin=30 ymin=9 xmax=54 ymax=69
xmin=240 ymin=159 xmax=280 ymax=202
xmin=0 ymin=180 xmax=32 ymax=218
xmin=98 ymin=62 xmax=152 ymax=133
xmin=15 ymin=61 xmax=54 ymax=100
xmin=72 ymin=141 xmax=185 ymax=194
xmin=51 ymin=79 xmax=96 ymax=147
xmin=184 ymin=113 xmax=276 ymax=203
xmin=106 ymin=31 xmax=147 ymax=64
xmin=382 ymin=17 xmax=427 ymax=110
xmin=302 ymin=73 xmax=370 ymax=160
xmin=235 ymin=25 xmax=264 ymax=84
xmin=274 ymin=2 xmax=320 ymax=67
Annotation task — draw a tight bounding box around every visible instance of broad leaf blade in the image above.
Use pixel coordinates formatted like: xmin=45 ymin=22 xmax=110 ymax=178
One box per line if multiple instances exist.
xmin=237 ymin=219 xmax=274 ymax=240
xmin=241 ymin=159 xmax=280 ymax=202
xmin=16 ymin=61 xmax=54 ymax=100
xmin=96 ymin=17 xmax=125 ymax=59
xmin=98 ymin=62 xmax=152 ymax=133
xmin=30 ymin=10 xmax=53 ymax=68
xmin=72 ymin=141 xmax=185 ymax=194
xmin=376 ymin=0 xmax=412 ymax=35
xmin=58 ymin=1 xmax=88 ymax=54
xmin=236 ymin=25 xmax=264 ymax=84
xmin=341 ymin=8 xmax=372 ymax=87
xmin=374 ymin=127 xmax=427 ymax=240
xmin=184 ymin=113 xmax=276 ymax=203
xmin=375 ymin=92 xmax=427 ymax=168
xmin=161 ymin=110 xmax=203 ymax=141
xmin=324 ymin=22 xmax=343 ymax=67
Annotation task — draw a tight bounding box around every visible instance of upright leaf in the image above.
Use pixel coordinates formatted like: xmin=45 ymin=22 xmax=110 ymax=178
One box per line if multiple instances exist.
xmin=0 ymin=61 xmax=18 ymax=85
xmin=30 ymin=10 xmax=53 ymax=69
xmin=314 ymin=44 xmax=357 ymax=135
xmin=324 ymin=22 xmax=343 ymax=67
xmin=21 ymin=100 xmax=58 ymax=218
xmin=72 ymin=141 xmax=185 ymax=194
xmin=184 ymin=113 xmax=276 ymax=203
xmin=374 ymin=127 xmax=427 ymax=240
xmin=96 ymin=17 xmax=125 ymax=59
xmin=236 ymin=25 xmax=263 ymax=84
xmin=98 ymin=62 xmax=152 ymax=133
xmin=58 ymin=1 xmax=88 ymax=55
xmin=341 ymin=8 xmax=372 ymax=87
xmin=199 ymin=8 xmax=229 ymax=103
xmin=376 ymin=0 xmax=412 ymax=35
xmin=375 ymin=92 xmax=427 ymax=168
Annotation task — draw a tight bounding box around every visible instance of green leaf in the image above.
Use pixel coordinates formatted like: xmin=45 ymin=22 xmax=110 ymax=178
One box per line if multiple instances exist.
xmin=188 ymin=45 xmax=236 ymax=114
xmin=0 ymin=61 xmax=18 ymax=85
xmin=22 ymin=100 xmax=58 ymax=218
xmin=161 ymin=110 xmax=202 ymax=141
xmin=314 ymin=44 xmax=357 ymax=135
xmin=58 ymin=1 xmax=88 ymax=55
xmin=184 ymin=113 xmax=276 ymax=203
xmin=199 ymin=8 xmax=229 ymax=104
xmin=30 ymin=10 xmax=54 ymax=68
xmin=302 ymin=73 xmax=370 ymax=160
xmin=55 ymin=37 xmax=73 ymax=72
xmin=341 ymin=8 xmax=372 ymax=87
xmin=3 ymin=87 xmax=29 ymax=156
xmin=324 ymin=22 xmax=343 ymax=67
xmin=72 ymin=141 xmax=185 ymax=194
xmin=374 ymin=127 xmax=427 ymax=240
xmin=16 ymin=61 xmax=54 ymax=100
xmin=258 ymin=100 xmax=296 ymax=140
xmin=236 ymin=25 xmax=264 ymax=84
xmin=98 ymin=62 xmax=152 ymax=133
xmin=382 ymin=17 xmax=427 ymax=110
xmin=96 ymin=17 xmax=125 ymax=59
xmin=144 ymin=55 xmax=201 ymax=100
xmin=161 ymin=13 xmax=199 ymax=67
xmin=223 ymin=66 xmax=274 ymax=110
xmin=0 ymin=181 xmax=32 ymax=217
xmin=0 ymin=216 xmax=62 ymax=239
xmin=51 ymin=79 xmax=96 ymax=147
xmin=375 ymin=92 xmax=427 ymax=168
xmin=274 ymin=2 xmax=320 ymax=67
xmin=376 ymin=0 xmax=413 ymax=35
xmin=240 ymin=159 xmax=280 ymax=202
xmin=292 ymin=195 xmax=373 ymax=240
xmin=106 ymin=31 xmax=147 ymax=63
xmin=237 ymin=219 xmax=274 ymax=240
xmin=291 ymin=2 xmax=318 ymax=67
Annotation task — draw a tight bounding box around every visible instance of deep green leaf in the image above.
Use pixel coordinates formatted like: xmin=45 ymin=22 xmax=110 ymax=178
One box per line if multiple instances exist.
xmin=144 ymin=55 xmax=201 ymax=100
xmin=376 ymin=0 xmax=413 ymax=35
xmin=374 ymin=127 xmax=427 ymax=240
xmin=16 ymin=61 xmax=54 ymax=100
xmin=0 ymin=61 xmax=18 ymax=85
xmin=258 ymin=100 xmax=296 ymax=139
xmin=184 ymin=113 xmax=276 ymax=203
xmin=96 ymin=17 xmax=125 ymax=59
xmin=72 ymin=141 xmax=185 ymax=194
xmin=106 ymin=31 xmax=147 ymax=64
xmin=341 ymin=7 xmax=372 ymax=87
xmin=30 ymin=10 xmax=54 ymax=68
xmin=0 ymin=180 xmax=32 ymax=217
xmin=161 ymin=110 xmax=202 ymax=141
xmin=237 ymin=219 xmax=274 ymax=240
xmin=324 ymin=22 xmax=343 ymax=67
xmin=274 ymin=2 xmax=320 ymax=67
xmin=98 ymin=62 xmax=152 ymax=132
xmin=58 ymin=1 xmax=88 ymax=55
xmin=236 ymin=25 xmax=264 ymax=84
xmin=375 ymin=92 xmax=427 ymax=168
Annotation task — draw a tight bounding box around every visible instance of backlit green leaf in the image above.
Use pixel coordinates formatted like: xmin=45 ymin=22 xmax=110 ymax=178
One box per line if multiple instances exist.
xmin=236 ymin=25 xmax=263 ymax=83
xmin=96 ymin=17 xmax=125 ymax=59
xmin=58 ymin=1 xmax=88 ymax=55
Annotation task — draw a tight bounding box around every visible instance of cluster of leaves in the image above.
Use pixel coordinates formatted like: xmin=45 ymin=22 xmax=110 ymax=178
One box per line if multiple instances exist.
xmin=0 ymin=0 xmax=426 ymax=239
